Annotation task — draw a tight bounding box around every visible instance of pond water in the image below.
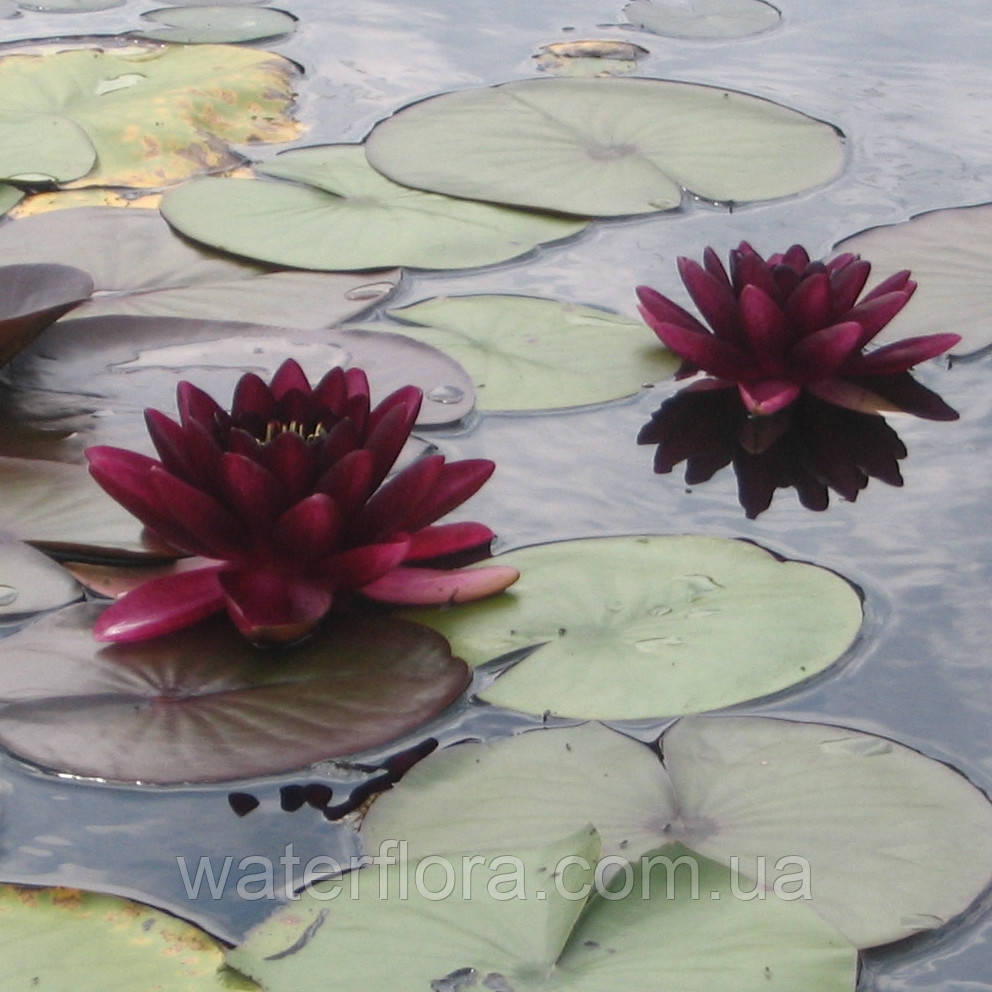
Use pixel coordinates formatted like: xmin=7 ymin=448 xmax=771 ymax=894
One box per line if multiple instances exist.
xmin=0 ymin=0 xmax=990 ymax=988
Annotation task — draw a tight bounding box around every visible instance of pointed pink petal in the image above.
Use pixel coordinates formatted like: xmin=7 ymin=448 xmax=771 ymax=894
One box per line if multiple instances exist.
xmin=262 ymin=430 xmax=316 ymax=501
xmin=405 ymin=522 xmax=495 ymax=561
xmin=829 ymin=258 xmax=871 ymax=314
xmin=779 ymin=244 xmax=811 ymax=271
xmin=737 ymin=380 xmax=801 ymax=415
xmin=730 ymin=246 xmax=780 ymax=301
xmin=231 ymin=372 xmax=275 ymax=424
xmin=364 ymin=399 xmax=420 ymax=489
xmin=149 ymin=466 xmax=246 ymax=559
xmin=344 ymin=366 xmax=370 ymax=401
xmin=738 ymin=285 xmax=792 ymax=368
xmin=93 ymin=566 xmax=225 ymax=642
xmin=354 ymin=454 xmax=445 ymax=542
xmin=785 ymin=272 xmax=833 ymax=335
xmin=359 ymin=565 xmax=519 ymax=605
xmin=635 ymin=312 xmax=757 ymax=380
xmin=860 ymin=269 xmax=913 ymax=303
xmin=789 ymin=321 xmax=864 ymax=378
xmin=273 ymin=494 xmax=341 ymax=560
xmin=219 ymin=568 xmax=332 ymax=643
xmin=676 ymin=258 xmax=741 ymax=341
xmin=636 ymin=285 xmax=710 ymax=335
xmin=315 ymin=448 xmax=376 ymax=514
xmin=313 ymin=366 xmax=347 ymax=415
xmin=177 ymin=380 xmax=227 ymax=433
xmin=842 ymin=333 xmax=960 ymax=375
xmin=315 ymin=418 xmax=360 ymax=470
xmin=181 ymin=417 xmax=223 ymax=493
xmin=317 ymin=538 xmax=411 ymax=589
xmin=220 ymin=452 xmax=288 ymax=533
xmin=702 ymin=246 xmax=731 ymax=287
xmin=841 ymin=290 xmax=915 ymax=344
xmin=86 ymin=447 xmax=205 ymax=554
xmin=344 ymin=391 xmax=370 ymax=437
xmin=144 ymin=409 xmax=197 ymax=484
xmin=402 ymin=459 xmax=495 ymax=532
xmin=270 ymin=358 xmax=312 ymax=400
xmin=368 ymin=384 xmax=423 ymax=437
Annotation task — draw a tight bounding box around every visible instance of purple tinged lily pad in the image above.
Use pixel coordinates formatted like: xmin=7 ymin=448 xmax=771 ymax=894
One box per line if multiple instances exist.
xmin=0 ymin=262 xmax=92 ymax=366
xmin=0 ymin=603 xmax=470 ymax=783
xmin=0 ymin=536 xmax=82 ymax=618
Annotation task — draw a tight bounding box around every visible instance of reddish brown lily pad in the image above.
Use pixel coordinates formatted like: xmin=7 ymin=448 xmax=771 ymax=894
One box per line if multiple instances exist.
xmin=0 ymin=262 xmax=92 ymax=366
xmin=0 ymin=603 xmax=470 ymax=783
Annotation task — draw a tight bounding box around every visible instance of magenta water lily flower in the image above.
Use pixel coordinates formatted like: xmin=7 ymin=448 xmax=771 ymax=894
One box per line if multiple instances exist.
xmin=85 ymin=361 xmax=518 ymax=644
xmin=637 ymin=242 xmax=960 ymax=416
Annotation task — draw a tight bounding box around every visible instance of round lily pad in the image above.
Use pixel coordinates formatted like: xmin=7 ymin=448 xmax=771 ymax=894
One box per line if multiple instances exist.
xmin=0 ymin=207 xmax=400 ymax=328
xmin=362 ymin=718 xmax=992 ymax=951
xmin=364 ymin=77 xmax=843 ymax=217
xmin=401 ymin=536 xmax=863 ymax=719
xmin=382 ymin=294 xmax=678 ymax=410
xmin=0 ymin=536 xmax=82 ymax=618
xmin=0 ymin=603 xmax=470 ymax=783
xmin=0 ymin=884 xmax=257 ymax=991
xmin=230 ymin=828 xmax=855 ymax=992
xmin=623 ymin=0 xmax=781 ymax=39
xmin=0 ymin=44 xmax=301 ymax=188
xmin=0 ymin=262 xmax=92 ymax=365
xmin=836 ymin=202 xmax=992 ymax=356
xmin=160 ymin=144 xmax=588 ymax=270
xmin=133 ymin=6 xmax=297 ymax=44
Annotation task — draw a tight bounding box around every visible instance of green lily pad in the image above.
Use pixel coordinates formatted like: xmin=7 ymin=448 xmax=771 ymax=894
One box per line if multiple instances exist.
xmin=0 ymin=603 xmax=470 ymax=783
xmin=362 ymin=718 xmax=992 ymax=951
xmin=381 ymin=294 xmax=677 ymax=410
xmin=0 ymin=44 xmax=301 ymax=188
xmin=133 ymin=6 xmax=297 ymax=44
xmin=0 ymin=536 xmax=82 ymax=618
xmin=0 ymin=184 xmax=23 ymax=214
xmin=401 ymin=536 xmax=863 ymax=719
xmin=364 ymin=77 xmax=843 ymax=217
xmin=229 ymin=828 xmax=855 ymax=991
xmin=18 ymin=0 xmax=123 ymax=9
xmin=836 ymin=202 xmax=992 ymax=357
xmin=0 ymin=884 xmax=257 ymax=990
xmin=0 ymin=207 xmax=400 ymax=328
xmin=159 ymin=144 xmax=589 ymax=271
xmin=624 ymin=0 xmax=780 ymax=39
xmin=0 ymin=262 xmax=93 ymax=365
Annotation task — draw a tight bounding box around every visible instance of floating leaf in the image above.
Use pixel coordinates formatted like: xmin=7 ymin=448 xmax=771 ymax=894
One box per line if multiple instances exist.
xmin=401 ymin=536 xmax=862 ymax=719
xmin=0 ymin=262 xmax=92 ymax=365
xmin=0 ymin=884 xmax=257 ymax=990
xmin=18 ymin=0 xmax=123 ymax=9
xmin=0 ymin=207 xmax=400 ymax=327
xmin=160 ymin=144 xmax=589 ymax=270
xmin=0 ymin=455 xmax=163 ymax=557
xmin=836 ymin=203 xmax=992 ymax=356
xmin=0 ymin=184 xmax=23 ymax=215
xmin=0 ymin=536 xmax=82 ymax=618
xmin=230 ymin=828 xmax=855 ymax=991
xmin=362 ymin=718 xmax=992 ymax=951
xmin=0 ymin=44 xmax=301 ymax=188
xmin=623 ymin=0 xmax=780 ymax=39
xmin=133 ymin=6 xmax=297 ymax=44
xmin=384 ymin=294 xmax=678 ymax=410
xmin=364 ymin=77 xmax=843 ymax=217
xmin=0 ymin=603 xmax=470 ymax=783
xmin=1 ymin=315 xmax=475 ymax=449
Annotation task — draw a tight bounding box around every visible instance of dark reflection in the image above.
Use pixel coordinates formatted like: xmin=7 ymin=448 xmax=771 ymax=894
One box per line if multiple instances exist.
xmin=638 ymin=377 xmax=957 ymax=518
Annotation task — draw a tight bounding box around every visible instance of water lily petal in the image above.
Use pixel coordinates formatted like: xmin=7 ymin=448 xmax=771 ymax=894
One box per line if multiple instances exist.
xmin=738 ymin=285 xmax=791 ymax=368
xmin=273 ymin=493 xmax=341 ymax=560
xmin=220 ymin=452 xmax=289 ymax=534
xmin=359 ymin=564 xmax=519 ymax=605
xmin=261 ymin=429 xmax=316 ymax=502
xmin=702 ymin=245 xmax=731 ymax=287
xmin=219 ymin=568 xmax=333 ymax=643
xmin=93 ymin=565 xmax=226 ymax=642
xmin=402 ymin=459 xmax=496 ymax=532
xmin=318 ymin=538 xmax=411 ymax=589
xmin=149 ymin=466 xmax=245 ymax=559
xmin=786 ymin=272 xmax=832 ymax=335
xmin=860 ymin=268 xmax=913 ymax=303
xmin=354 ymin=454 xmax=445 ymax=542
xmin=636 ymin=312 xmax=757 ymax=380
xmin=636 ymin=285 xmax=710 ymax=335
xmin=677 ymin=258 xmax=741 ymax=342
xmin=177 ymin=380 xmax=228 ymax=434
xmin=365 ymin=397 xmax=422 ymax=489
xmin=315 ymin=417 xmax=360 ymax=471
xmin=841 ymin=333 xmax=960 ymax=375
xmin=842 ymin=289 xmax=916 ymax=344
xmin=405 ymin=522 xmax=495 ymax=561
xmin=313 ymin=366 xmax=347 ymax=416
xmin=269 ymin=358 xmax=311 ymax=400
xmin=829 ymin=258 xmax=871 ymax=314
xmin=730 ymin=244 xmax=780 ymax=301
xmin=231 ymin=372 xmax=275 ymax=431
xmin=789 ymin=320 xmax=864 ymax=378
xmin=144 ymin=409 xmax=198 ymax=485
xmin=737 ymin=379 xmax=801 ymax=415
xmin=315 ymin=448 xmax=376 ymax=514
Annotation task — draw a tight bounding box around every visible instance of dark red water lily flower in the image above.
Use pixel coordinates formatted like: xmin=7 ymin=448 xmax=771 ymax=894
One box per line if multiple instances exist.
xmin=85 ymin=361 xmax=518 ymax=644
xmin=637 ymin=242 xmax=960 ymax=416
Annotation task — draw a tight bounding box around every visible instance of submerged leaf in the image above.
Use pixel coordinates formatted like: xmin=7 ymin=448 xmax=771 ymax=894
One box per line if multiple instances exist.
xmin=160 ymin=144 xmax=588 ymax=270
xmin=0 ymin=604 xmax=470 ymax=783
xmin=364 ymin=77 xmax=843 ymax=216
xmin=401 ymin=535 xmax=863 ymax=719
xmin=624 ymin=0 xmax=780 ymax=39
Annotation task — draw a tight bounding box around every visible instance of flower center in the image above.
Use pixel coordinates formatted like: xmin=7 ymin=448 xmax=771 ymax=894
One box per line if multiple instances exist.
xmin=263 ymin=419 xmax=329 ymax=444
